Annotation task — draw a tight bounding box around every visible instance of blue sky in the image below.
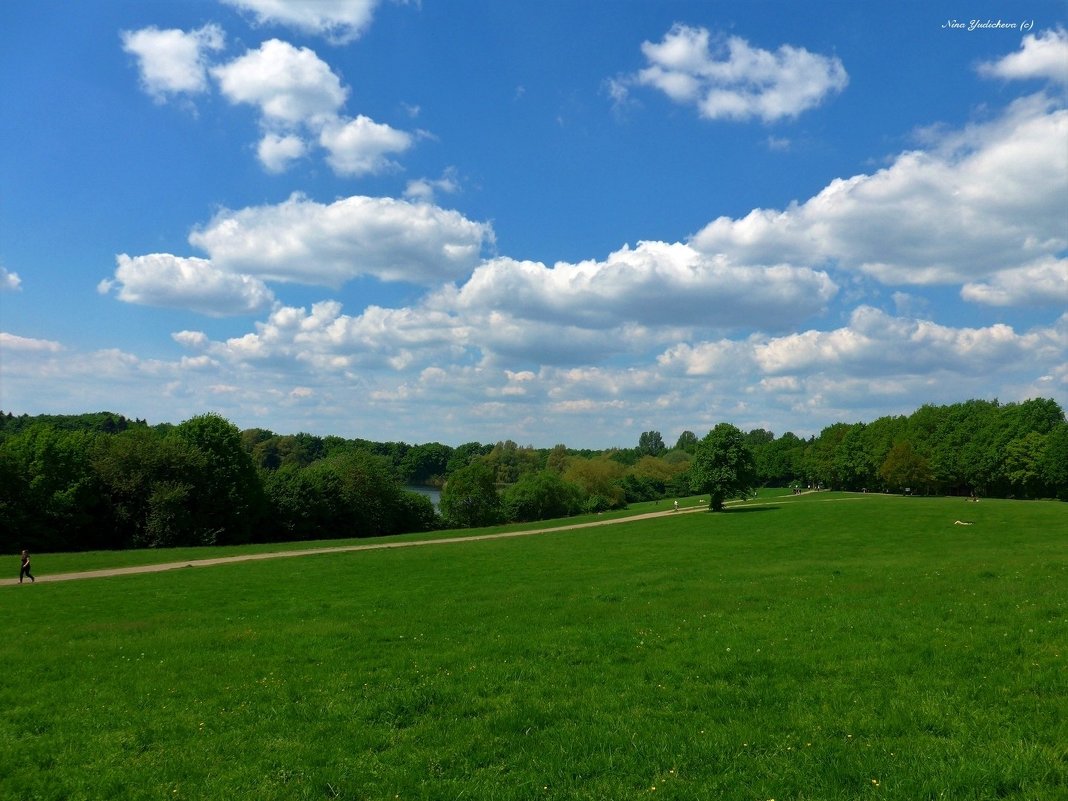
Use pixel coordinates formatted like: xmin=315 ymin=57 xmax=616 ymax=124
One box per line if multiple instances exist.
xmin=2 ymin=1 xmax=1066 ymax=448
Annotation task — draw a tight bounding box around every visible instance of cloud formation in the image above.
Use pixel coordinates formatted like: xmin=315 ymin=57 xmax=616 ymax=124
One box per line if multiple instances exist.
xmin=691 ymin=95 xmax=1068 ymax=292
xmin=751 ymin=306 xmax=1055 ymax=377
xmin=0 ymin=332 xmax=63 ymax=353
xmin=404 ymin=168 xmax=461 ymax=203
xmin=435 ymin=241 xmax=836 ymax=331
xmin=221 ymin=0 xmax=380 ymax=44
xmin=188 ymin=193 xmax=494 ymax=286
xmin=123 ymin=29 xmax=414 ymax=175
xmin=978 ymin=28 xmax=1068 ymax=84
xmin=961 ymin=257 xmax=1068 ymax=307
xmin=83 ymin=15 xmax=1068 ymax=445
xmin=100 ymin=254 xmax=275 ymax=316
xmin=121 ymin=24 xmax=225 ymax=101
xmin=257 ymin=132 xmax=307 ymax=173
xmin=210 ymin=38 xmax=418 ymax=174
xmin=630 ymin=25 xmax=848 ymax=122
xmin=318 ymin=115 xmax=414 ymax=176
xmin=212 ymin=38 xmax=347 ymax=125
xmin=0 ymin=266 xmax=21 ymax=291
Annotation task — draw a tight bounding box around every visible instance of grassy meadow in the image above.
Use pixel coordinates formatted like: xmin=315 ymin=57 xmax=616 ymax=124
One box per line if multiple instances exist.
xmin=1 ymin=493 xmax=1065 ymax=800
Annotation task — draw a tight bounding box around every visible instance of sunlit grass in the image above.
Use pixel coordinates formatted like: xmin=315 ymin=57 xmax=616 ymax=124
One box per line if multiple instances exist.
xmin=2 ymin=495 xmax=1064 ymax=800
xmin=20 ymin=492 xmax=733 ymax=576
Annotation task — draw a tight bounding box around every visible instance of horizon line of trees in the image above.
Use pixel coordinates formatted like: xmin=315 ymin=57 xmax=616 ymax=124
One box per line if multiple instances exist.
xmin=1 ymin=397 xmax=1065 ymax=553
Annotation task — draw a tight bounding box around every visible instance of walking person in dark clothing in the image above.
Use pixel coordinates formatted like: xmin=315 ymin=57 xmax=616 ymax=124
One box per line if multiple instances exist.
xmin=19 ymin=550 xmax=34 ymax=583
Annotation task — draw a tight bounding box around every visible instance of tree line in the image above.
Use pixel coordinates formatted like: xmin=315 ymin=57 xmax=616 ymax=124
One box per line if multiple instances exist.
xmin=1 ymin=397 xmax=1064 ymax=553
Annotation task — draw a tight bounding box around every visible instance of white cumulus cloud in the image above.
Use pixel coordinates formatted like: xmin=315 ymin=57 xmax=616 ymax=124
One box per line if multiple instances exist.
xmin=691 ymin=95 xmax=1068 ymax=291
xmin=961 ymin=257 xmax=1068 ymax=306
xmin=221 ymin=0 xmax=380 ymax=44
xmin=1 ymin=266 xmax=21 ymax=291
xmin=978 ymin=28 xmax=1068 ymax=84
xmin=210 ymin=39 xmax=415 ymax=175
xmin=257 ymin=132 xmax=307 ymax=173
xmin=102 ymin=254 xmax=275 ymax=316
xmin=319 ymin=115 xmax=414 ymax=176
xmin=0 ymin=332 xmax=63 ymax=353
xmin=404 ymin=168 xmax=461 ymax=203
xmin=753 ymin=306 xmax=1054 ymax=377
xmin=212 ymin=39 xmax=347 ymax=126
xmin=121 ymin=24 xmax=225 ymax=101
xmin=436 ymin=240 xmax=836 ymax=331
xmin=188 ymin=193 xmax=494 ymax=286
xmin=633 ymin=25 xmax=848 ymax=122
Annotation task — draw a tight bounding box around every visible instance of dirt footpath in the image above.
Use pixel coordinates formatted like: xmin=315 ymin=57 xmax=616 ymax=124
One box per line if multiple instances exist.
xmin=2 ymin=494 xmax=860 ymax=587
xmin=1 ymin=504 xmax=714 ymax=586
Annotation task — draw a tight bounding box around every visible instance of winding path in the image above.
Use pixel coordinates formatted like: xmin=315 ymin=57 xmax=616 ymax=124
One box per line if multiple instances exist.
xmin=3 ymin=494 xmax=861 ymax=586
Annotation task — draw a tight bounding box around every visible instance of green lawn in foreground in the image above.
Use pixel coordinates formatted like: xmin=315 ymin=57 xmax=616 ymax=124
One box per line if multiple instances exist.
xmin=2 ymin=495 xmax=1065 ymax=800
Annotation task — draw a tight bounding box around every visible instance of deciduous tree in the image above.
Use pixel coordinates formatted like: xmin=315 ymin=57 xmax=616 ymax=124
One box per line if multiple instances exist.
xmin=440 ymin=461 xmax=500 ymax=528
xmin=690 ymin=424 xmax=757 ymax=511
xmin=638 ymin=430 xmax=666 ymax=457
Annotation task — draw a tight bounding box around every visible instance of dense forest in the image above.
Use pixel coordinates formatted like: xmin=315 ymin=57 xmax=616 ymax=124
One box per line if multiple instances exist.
xmin=1 ymin=397 xmax=1065 ymax=553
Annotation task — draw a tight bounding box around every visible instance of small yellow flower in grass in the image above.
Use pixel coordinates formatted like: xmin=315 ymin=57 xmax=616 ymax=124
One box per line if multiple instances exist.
xmin=871 ymin=779 xmax=880 ymax=787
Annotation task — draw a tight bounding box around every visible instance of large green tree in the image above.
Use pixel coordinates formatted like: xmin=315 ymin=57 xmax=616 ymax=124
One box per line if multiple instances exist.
xmin=878 ymin=440 xmax=934 ymax=494
xmin=174 ymin=413 xmax=265 ymax=545
xmin=0 ymin=424 xmax=104 ymax=551
xmin=638 ymin=430 xmax=666 ymax=457
xmin=500 ymin=470 xmax=583 ymax=522
xmin=440 ymin=461 xmax=500 ymax=528
xmin=94 ymin=427 xmax=209 ymax=548
xmin=563 ymin=457 xmax=627 ymax=510
xmin=690 ymin=424 xmax=758 ymax=511
xmin=1040 ymin=423 xmax=1068 ymax=500
xmin=674 ymin=430 xmax=698 ymax=454
xmin=399 ymin=442 xmax=453 ymax=486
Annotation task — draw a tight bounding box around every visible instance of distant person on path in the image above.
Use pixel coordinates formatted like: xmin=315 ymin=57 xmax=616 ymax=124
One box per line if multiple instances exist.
xmin=673 ymin=500 xmax=679 ymax=512
xmin=19 ymin=550 xmax=34 ymax=583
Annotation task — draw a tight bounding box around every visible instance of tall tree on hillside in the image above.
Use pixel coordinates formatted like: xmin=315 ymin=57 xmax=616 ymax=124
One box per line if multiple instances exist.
xmin=563 ymin=456 xmax=627 ymax=509
xmin=805 ymin=422 xmax=852 ymax=488
xmin=834 ymin=424 xmax=876 ymax=491
xmin=500 ymin=470 xmax=584 ymax=522
xmin=878 ymin=441 xmax=934 ymax=493
xmin=446 ymin=442 xmax=490 ymax=475
xmin=1000 ymin=432 xmax=1047 ymax=499
xmin=546 ymin=444 xmax=570 ymax=474
xmin=674 ymin=430 xmax=698 ymax=454
xmin=440 ymin=461 xmax=500 ymax=528
xmin=94 ymin=427 xmax=209 ymax=548
xmin=1040 ymin=423 xmax=1068 ymax=500
xmin=690 ymin=424 xmax=758 ymax=511
xmin=0 ymin=424 xmax=104 ymax=551
xmin=753 ymin=431 xmax=805 ymax=486
xmin=174 ymin=414 xmax=265 ymax=545
xmin=483 ymin=440 xmax=540 ymax=484
xmin=400 ymin=442 xmax=453 ymax=485
xmin=638 ymin=430 xmax=666 ymax=457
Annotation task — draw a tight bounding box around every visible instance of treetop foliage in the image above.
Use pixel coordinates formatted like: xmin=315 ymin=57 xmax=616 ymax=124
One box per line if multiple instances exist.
xmin=2 ymin=396 xmax=1064 ymax=552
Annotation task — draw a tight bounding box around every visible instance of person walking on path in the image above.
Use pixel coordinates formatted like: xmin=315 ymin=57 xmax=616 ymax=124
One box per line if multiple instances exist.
xmin=19 ymin=550 xmax=34 ymax=583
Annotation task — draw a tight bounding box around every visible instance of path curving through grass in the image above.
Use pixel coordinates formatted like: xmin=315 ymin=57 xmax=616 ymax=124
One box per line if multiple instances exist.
xmin=1 ymin=492 xmax=858 ymax=585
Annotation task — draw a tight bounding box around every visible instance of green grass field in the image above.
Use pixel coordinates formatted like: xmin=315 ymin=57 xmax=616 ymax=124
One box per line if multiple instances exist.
xmin=2 ymin=493 xmax=1065 ymax=800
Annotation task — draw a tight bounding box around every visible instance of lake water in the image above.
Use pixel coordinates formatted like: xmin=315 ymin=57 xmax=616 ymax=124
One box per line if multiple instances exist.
xmin=405 ymin=485 xmax=441 ymax=509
